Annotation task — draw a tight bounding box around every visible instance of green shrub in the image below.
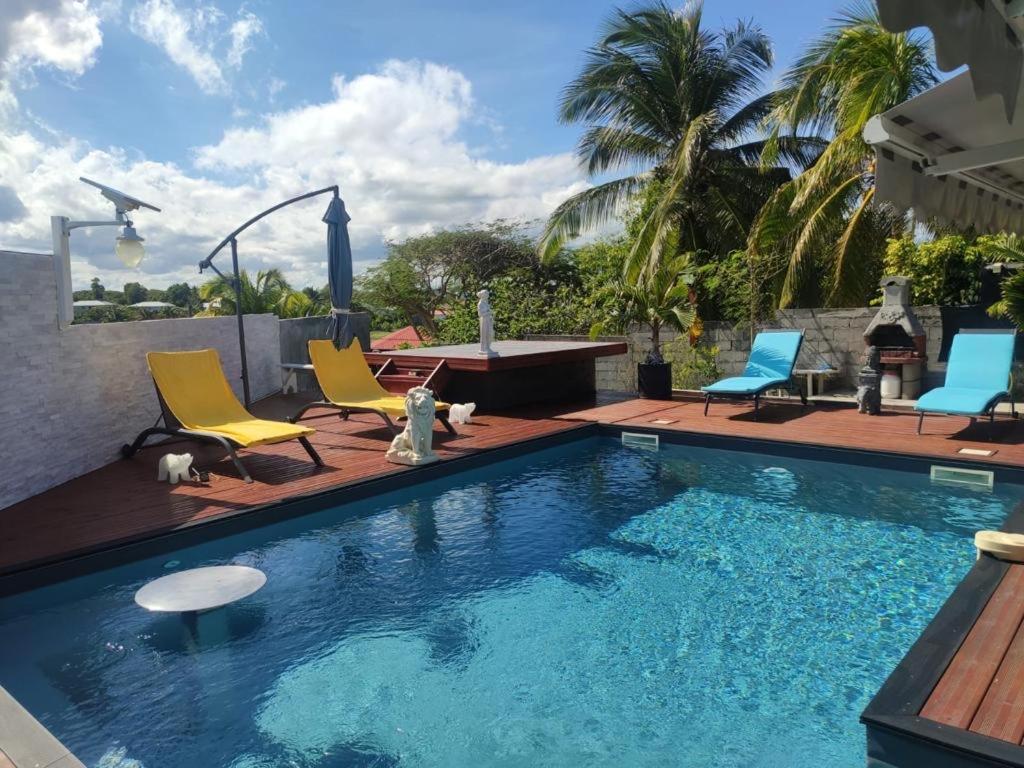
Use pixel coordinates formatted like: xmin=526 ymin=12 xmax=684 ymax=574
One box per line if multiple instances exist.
xmin=436 ymin=266 xmax=597 ymax=344
xmin=882 ymin=235 xmax=988 ymax=306
xmin=666 ymin=339 xmax=722 ymax=390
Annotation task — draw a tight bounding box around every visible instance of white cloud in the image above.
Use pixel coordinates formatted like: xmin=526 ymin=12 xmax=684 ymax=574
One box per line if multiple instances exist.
xmin=267 ymin=76 xmax=285 ymax=101
xmin=0 ymin=60 xmax=587 ymax=290
xmin=226 ymin=10 xmax=262 ymax=69
xmin=0 ymin=0 xmax=104 ymax=79
xmin=130 ymin=0 xmax=225 ymax=93
xmin=130 ymin=0 xmax=263 ymax=95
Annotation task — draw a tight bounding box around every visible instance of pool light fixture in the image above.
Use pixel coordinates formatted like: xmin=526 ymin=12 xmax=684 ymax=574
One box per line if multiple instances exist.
xmin=621 ymin=432 xmax=660 ymax=450
xmin=51 ymin=177 xmax=161 ymax=328
xmin=930 ymin=465 xmax=994 ymax=491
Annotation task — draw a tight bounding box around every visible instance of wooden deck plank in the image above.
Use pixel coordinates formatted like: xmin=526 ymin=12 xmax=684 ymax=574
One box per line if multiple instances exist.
xmin=970 ymin=567 xmax=1024 ymax=743
xmin=920 ymin=566 xmax=1024 ymax=729
xmin=556 ymin=399 xmax=679 ymax=423
xmin=570 ymin=398 xmax=1024 ymax=466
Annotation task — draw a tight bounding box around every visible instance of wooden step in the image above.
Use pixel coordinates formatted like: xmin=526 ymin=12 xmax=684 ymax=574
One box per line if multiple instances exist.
xmin=372 ymin=358 xmax=451 ymax=399
xmin=377 ymin=373 xmax=431 ymax=394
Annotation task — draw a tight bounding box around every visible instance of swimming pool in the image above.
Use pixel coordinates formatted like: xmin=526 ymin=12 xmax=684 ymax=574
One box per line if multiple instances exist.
xmin=0 ymin=436 xmax=1018 ymax=767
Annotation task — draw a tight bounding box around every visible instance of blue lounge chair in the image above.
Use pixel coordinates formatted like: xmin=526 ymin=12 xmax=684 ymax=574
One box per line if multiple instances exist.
xmin=915 ymin=329 xmax=1017 ymax=435
xmin=702 ymin=330 xmax=806 ymax=420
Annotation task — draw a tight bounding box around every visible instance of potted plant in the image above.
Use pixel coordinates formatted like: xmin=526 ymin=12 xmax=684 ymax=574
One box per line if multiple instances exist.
xmin=591 ymin=254 xmax=698 ymax=399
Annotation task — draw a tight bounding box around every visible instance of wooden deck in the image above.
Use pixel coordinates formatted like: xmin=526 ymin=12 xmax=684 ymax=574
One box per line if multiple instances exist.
xmin=921 ymin=565 xmax=1024 ymax=745
xmin=364 ymin=339 xmax=628 ymax=372
xmin=6 ymin=393 xmax=1024 ymax=578
xmin=558 ymin=395 xmax=1024 ymax=466
xmin=0 ymin=395 xmax=587 ymax=576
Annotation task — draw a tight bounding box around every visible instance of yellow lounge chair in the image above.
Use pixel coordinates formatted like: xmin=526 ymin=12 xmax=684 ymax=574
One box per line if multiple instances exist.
xmin=122 ymin=349 xmax=323 ymax=483
xmin=291 ymin=339 xmax=456 ymax=435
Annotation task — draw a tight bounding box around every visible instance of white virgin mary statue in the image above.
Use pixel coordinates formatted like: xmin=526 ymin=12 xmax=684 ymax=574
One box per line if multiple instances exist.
xmin=477 ymin=289 xmax=497 ymax=357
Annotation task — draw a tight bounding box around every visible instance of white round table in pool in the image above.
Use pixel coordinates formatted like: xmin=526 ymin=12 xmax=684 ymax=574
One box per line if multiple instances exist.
xmin=135 ymin=565 xmax=266 ymax=613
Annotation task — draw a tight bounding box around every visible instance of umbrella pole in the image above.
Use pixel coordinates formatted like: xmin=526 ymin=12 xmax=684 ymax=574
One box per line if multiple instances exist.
xmin=230 ymin=237 xmax=252 ymax=408
xmin=197 ymin=185 xmax=342 ymax=410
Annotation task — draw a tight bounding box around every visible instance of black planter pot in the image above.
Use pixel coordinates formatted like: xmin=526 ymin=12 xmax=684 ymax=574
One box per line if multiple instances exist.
xmin=637 ymin=362 xmax=672 ymax=400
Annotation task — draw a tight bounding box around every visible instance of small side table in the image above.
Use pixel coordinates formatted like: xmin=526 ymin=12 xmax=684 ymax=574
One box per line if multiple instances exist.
xmin=794 ymin=368 xmax=839 ymax=397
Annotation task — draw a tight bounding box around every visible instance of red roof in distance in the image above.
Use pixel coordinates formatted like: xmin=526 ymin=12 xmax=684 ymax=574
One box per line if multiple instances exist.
xmin=372 ymin=325 xmax=426 ymax=351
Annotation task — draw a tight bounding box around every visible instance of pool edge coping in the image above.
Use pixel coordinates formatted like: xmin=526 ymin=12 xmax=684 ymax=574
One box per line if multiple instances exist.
xmin=0 ymin=684 xmax=84 ymax=768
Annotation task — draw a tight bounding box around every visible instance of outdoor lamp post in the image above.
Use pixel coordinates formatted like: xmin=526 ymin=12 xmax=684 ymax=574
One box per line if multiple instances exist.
xmin=51 ymin=177 xmax=161 ymax=329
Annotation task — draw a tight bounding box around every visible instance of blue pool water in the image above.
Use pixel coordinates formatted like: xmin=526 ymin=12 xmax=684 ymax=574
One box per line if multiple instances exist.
xmin=0 ymin=437 xmax=1019 ymax=768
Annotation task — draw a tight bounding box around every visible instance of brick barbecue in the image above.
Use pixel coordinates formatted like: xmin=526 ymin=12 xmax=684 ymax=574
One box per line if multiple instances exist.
xmin=863 ymin=276 xmax=926 ymax=399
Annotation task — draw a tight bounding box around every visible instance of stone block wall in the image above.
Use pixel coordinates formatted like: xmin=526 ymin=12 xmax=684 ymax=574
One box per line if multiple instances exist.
xmin=0 ymin=250 xmax=281 ymax=510
xmin=530 ymin=305 xmax=947 ymax=395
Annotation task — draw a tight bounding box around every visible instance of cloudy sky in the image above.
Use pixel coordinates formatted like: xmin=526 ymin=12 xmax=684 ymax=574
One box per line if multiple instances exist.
xmin=0 ymin=0 xmax=847 ymax=291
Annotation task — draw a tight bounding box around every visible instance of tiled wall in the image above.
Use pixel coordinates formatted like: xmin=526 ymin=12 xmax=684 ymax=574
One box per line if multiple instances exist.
xmin=0 ymin=250 xmax=281 ymax=510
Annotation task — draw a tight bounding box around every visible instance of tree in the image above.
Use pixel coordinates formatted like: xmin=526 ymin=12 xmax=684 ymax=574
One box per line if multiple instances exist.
xmin=90 ymin=277 xmax=105 ymax=300
xmin=977 ymin=234 xmax=1024 ymax=321
xmin=883 ymin=234 xmax=991 ymax=307
xmin=538 ymin=1 xmax=819 ymax=278
xmin=751 ymin=2 xmax=937 ymax=307
xmin=277 ymin=290 xmax=330 ymax=318
xmin=356 ymin=222 xmax=536 ymax=335
xmin=165 ymin=282 xmax=201 ymax=313
xmin=590 ymin=252 xmax=698 ymax=363
xmin=122 ymin=282 xmax=148 ymax=305
xmin=435 ymin=259 xmax=596 ymax=344
xmin=199 ymin=269 xmax=293 ymax=316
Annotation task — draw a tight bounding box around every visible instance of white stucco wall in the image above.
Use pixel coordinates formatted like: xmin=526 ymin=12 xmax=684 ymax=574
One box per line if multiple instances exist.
xmin=0 ymin=250 xmax=281 ymax=510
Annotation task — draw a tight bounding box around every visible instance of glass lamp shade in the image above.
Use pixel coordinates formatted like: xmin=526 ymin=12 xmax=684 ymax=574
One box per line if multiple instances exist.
xmin=115 ymin=226 xmax=145 ymax=268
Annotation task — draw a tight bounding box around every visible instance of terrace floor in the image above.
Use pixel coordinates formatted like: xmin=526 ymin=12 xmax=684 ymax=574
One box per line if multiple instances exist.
xmin=921 ymin=562 xmax=1024 ymax=747
xmin=5 ymin=392 xmax=1024 ymax=578
xmin=6 ymin=392 xmax=1024 ymax=764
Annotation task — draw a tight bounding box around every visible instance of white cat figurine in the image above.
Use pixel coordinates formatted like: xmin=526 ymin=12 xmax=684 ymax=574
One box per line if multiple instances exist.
xmin=448 ymin=402 xmax=476 ymax=425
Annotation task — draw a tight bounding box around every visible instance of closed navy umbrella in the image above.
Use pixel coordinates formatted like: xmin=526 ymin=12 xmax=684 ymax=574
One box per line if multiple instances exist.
xmin=323 ymin=193 xmax=354 ymax=347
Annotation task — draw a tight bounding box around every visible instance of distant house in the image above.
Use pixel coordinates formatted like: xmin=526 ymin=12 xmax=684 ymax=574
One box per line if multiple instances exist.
xmin=372 ymin=325 xmax=427 ymax=351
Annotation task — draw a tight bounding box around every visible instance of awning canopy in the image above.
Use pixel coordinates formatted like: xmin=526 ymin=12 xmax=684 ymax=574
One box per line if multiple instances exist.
xmin=864 ymin=72 xmax=1024 ymax=234
xmin=876 ymin=0 xmax=1024 ymax=123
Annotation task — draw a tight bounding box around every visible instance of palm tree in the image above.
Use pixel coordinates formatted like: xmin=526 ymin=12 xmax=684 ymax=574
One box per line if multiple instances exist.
xmin=278 ymin=290 xmax=330 ymax=319
xmin=979 ymin=234 xmax=1024 ymax=320
xmin=539 ymin=1 xmax=819 ymax=279
xmin=199 ymin=268 xmax=294 ymax=316
xmin=751 ymin=2 xmax=937 ymax=307
xmin=591 ymin=252 xmax=697 ymax=363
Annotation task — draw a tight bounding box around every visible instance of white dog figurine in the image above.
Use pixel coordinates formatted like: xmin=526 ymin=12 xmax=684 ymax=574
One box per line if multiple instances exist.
xmin=386 ymin=386 xmax=440 ymax=466
xmin=157 ymin=453 xmax=193 ymax=483
xmin=448 ymin=402 xmax=476 ymax=425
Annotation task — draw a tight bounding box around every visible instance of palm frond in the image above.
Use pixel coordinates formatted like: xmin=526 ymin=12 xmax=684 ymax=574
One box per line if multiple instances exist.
xmin=577 ymin=126 xmax=668 ymax=176
xmin=826 ymin=187 xmax=875 ymax=305
xmin=1001 ymin=271 xmax=1024 ymax=329
xmin=537 ymin=174 xmax=651 ymax=262
xmin=624 ymin=113 xmax=713 ymax=279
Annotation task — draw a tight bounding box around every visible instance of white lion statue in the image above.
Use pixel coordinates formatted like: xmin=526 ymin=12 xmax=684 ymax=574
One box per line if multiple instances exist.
xmin=386 ymin=386 xmax=440 ymax=466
